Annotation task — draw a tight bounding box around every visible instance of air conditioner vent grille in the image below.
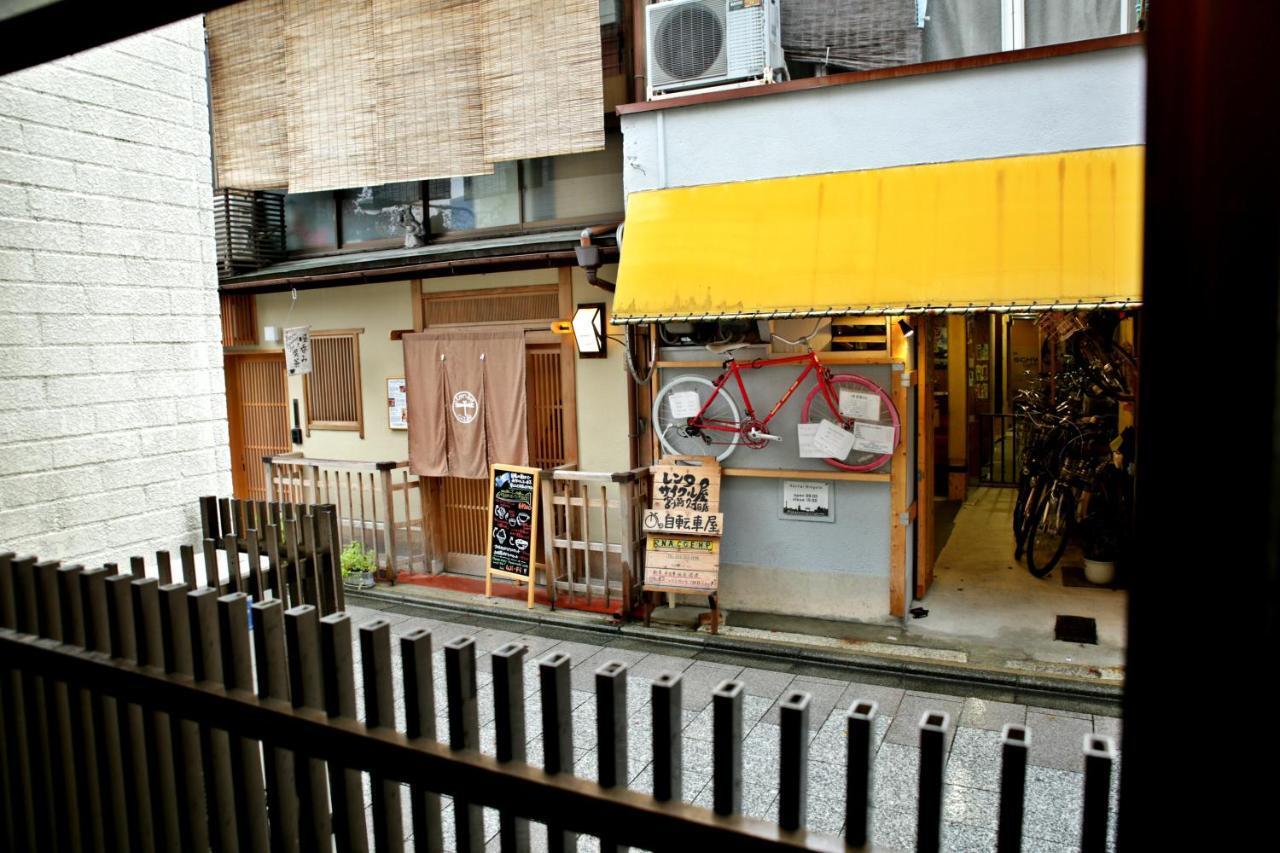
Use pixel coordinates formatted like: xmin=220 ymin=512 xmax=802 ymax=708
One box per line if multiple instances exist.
xmin=654 ymin=4 xmax=726 ymax=81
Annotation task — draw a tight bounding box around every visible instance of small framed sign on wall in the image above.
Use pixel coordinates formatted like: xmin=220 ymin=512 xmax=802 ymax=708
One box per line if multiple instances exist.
xmin=780 ymin=479 xmax=834 ymax=522
xmin=387 ymin=377 xmax=407 ymax=430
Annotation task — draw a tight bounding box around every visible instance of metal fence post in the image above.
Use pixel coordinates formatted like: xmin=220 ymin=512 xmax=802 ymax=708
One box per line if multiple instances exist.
xmin=997 ymin=724 xmax=1029 ymax=852
xmin=917 ymin=711 xmax=950 ymax=853
xmin=651 ymin=672 xmax=683 ymax=805
xmin=778 ymin=690 xmax=811 ymax=833
xmin=846 ymin=700 xmax=878 ymax=848
xmin=596 ymin=661 xmax=629 ymax=853
xmin=360 ymin=619 xmax=404 ymax=853
xmin=445 ymin=636 xmax=484 ymax=853
xmin=1081 ymin=734 xmax=1116 ymax=853
xmin=539 ymin=651 xmax=576 ymax=852
xmin=712 ymin=680 xmax=744 ymax=818
xmin=401 ymin=628 xmax=443 ymax=853
xmin=492 ymin=642 xmax=530 ymax=853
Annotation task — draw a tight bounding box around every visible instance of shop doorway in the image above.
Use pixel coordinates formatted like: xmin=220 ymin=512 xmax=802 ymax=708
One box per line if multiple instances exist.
xmin=913 ymin=309 xmax=1138 ymax=669
xmin=224 ymin=351 xmax=291 ymax=501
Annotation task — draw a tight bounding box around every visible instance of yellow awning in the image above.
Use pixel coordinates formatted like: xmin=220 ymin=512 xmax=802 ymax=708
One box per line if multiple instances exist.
xmin=612 ymin=146 xmax=1143 ymax=324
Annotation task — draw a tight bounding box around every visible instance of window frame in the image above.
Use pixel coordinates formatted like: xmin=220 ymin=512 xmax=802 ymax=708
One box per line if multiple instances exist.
xmin=302 ymin=327 xmax=365 ymax=438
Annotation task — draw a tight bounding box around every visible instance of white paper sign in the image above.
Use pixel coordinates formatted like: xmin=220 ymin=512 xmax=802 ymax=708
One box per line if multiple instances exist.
xmin=797 ymin=419 xmax=856 ymax=460
xmin=388 ymin=378 xmax=407 ymax=430
xmin=284 ymin=326 xmax=312 ymax=376
xmin=839 ymin=389 xmax=880 ymax=420
xmin=797 ymin=423 xmax=823 ymax=458
xmin=852 ymin=421 xmax=896 ymax=455
xmin=667 ymin=391 xmax=702 ymax=419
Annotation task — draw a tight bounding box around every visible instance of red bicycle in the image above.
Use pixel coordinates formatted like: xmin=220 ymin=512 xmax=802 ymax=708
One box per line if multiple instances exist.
xmin=652 ymin=323 xmax=901 ymax=471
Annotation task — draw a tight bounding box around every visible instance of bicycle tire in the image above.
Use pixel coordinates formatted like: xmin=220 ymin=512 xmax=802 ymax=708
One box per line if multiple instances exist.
xmin=800 ymin=373 xmax=900 ymax=471
xmin=652 ymin=374 xmax=741 ymax=462
xmin=1012 ymin=471 xmax=1036 ymax=557
xmin=1026 ymin=484 xmax=1075 ymax=578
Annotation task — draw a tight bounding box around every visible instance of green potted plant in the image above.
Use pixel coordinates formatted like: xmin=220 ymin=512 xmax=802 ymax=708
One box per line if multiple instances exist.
xmin=340 ymin=542 xmax=378 ymax=589
xmin=1080 ymin=512 xmax=1120 ymax=586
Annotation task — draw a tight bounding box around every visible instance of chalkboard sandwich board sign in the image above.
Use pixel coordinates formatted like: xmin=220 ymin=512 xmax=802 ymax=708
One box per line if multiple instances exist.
xmin=484 ymin=463 xmax=541 ymax=608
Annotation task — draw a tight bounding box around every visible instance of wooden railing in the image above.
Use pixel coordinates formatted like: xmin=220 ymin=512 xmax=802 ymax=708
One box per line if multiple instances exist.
xmin=540 ymin=466 xmax=650 ymax=611
xmin=263 ymin=455 xmax=429 ymax=580
xmin=0 ymin=549 xmax=1121 ymax=853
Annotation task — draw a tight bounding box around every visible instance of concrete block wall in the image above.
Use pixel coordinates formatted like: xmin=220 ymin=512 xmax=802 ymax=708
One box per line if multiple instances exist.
xmin=0 ymin=18 xmax=231 ymax=566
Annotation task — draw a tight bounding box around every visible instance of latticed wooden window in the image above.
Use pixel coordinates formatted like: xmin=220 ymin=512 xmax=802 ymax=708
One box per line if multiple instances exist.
xmin=303 ymin=329 xmax=364 ymax=437
xmin=220 ymin=293 xmax=258 ymax=346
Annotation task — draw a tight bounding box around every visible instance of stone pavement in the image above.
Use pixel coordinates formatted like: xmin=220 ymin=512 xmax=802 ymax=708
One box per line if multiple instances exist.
xmin=342 ymin=599 xmax=1121 ymax=852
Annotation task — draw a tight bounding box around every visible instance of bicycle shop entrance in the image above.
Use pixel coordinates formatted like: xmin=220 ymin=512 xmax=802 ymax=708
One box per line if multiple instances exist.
xmin=610 ymin=148 xmax=1141 ymax=673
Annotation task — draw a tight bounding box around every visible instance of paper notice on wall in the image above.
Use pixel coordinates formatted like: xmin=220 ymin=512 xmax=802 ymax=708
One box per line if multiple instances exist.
xmin=284 ymin=326 xmax=312 ymax=376
xmin=839 ymin=389 xmax=880 ymax=420
xmin=798 ymin=419 xmax=854 ymax=459
xmin=667 ymin=391 xmax=702 ymax=419
xmin=852 ymin=421 xmax=896 ymax=455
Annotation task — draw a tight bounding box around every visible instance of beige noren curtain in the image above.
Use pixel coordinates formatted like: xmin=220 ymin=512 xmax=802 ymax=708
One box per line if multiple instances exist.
xmin=403 ymin=329 xmax=527 ymax=479
xmin=208 ymin=0 xmax=604 ymax=193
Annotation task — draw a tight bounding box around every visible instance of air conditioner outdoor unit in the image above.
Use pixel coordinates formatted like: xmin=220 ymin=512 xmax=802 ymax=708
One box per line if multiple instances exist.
xmin=646 ymin=0 xmax=786 ymax=98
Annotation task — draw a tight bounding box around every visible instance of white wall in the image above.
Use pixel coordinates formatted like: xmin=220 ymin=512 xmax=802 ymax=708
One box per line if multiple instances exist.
xmin=622 ymin=44 xmax=1145 ymax=193
xmin=0 ymin=18 xmax=229 ymax=566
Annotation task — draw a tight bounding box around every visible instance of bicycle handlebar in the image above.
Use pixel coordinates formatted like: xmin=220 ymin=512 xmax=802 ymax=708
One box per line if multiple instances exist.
xmin=771 ymin=319 xmax=829 ymax=347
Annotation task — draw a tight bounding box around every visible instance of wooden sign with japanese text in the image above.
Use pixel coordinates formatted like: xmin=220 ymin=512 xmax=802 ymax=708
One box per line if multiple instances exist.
xmin=651 ymin=458 xmax=721 ymax=513
xmin=484 ymin=463 xmax=541 ymax=608
xmin=644 ymin=536 xmax=719 ymax=592
xmin=642 ymin=508 xmax=724 ymax=537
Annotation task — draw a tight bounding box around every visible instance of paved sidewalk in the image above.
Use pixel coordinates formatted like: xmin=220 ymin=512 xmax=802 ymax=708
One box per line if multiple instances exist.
xmin=342 ymin=600 xmax=1120 ymax=852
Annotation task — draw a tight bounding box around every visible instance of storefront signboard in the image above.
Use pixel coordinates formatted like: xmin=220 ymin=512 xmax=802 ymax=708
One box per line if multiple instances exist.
xmin=642 ymin=508 xmax=723 ymax=536
xmin=651 ymin=458 xmax=720 ymax=512
xmin=645 ymin=536 xmax=719 ymax=592
xmin=485 ymin=463 xmax=541 ymax=608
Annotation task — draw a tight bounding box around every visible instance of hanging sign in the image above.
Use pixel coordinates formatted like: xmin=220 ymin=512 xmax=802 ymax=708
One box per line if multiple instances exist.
xmin=284 ymin=326 xmax=312 ymax=376
xmin=852 ymin=421 xmax=896 ymax=455
xmin=387 ymin=378 xmax=407 ymax=430
xmin=485 ymin=463 xmax=541 ymax=608
xmin=839 ymin=389 xmax=880 ymax=420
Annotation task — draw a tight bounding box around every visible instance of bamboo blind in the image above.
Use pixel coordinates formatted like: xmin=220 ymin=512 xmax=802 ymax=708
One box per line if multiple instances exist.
xmin=208 ymin=0 xmax=604 ymax=193
xmin=303 ymin=330 xmax=364 ymax=435
xmin=220 ymin=293 xmax=258 ymax=346
xmin=207 ymin=0 xmax=288 ymax=190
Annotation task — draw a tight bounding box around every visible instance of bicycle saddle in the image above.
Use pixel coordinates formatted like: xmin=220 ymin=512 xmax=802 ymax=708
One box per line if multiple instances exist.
xmin=705 ymin=341 xmax=754 ymax=355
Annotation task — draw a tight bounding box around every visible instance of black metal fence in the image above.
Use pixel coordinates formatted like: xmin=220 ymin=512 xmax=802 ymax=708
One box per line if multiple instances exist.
xmin=977 ymin=413 xmax=1027 ymax=486
xmin=0 ymin=550 xmax=1118 ymax=852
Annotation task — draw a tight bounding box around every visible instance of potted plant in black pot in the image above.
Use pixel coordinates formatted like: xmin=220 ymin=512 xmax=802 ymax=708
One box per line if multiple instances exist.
xmin=340 ymin=542 xmax=377 ymax=589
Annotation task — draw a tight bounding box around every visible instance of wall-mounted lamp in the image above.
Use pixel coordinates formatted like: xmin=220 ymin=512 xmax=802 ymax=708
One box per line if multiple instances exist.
xmin=570 ymin=303 xmax=607 ymax=358
xmin=897 ymin=319 xmax=915 ymax=338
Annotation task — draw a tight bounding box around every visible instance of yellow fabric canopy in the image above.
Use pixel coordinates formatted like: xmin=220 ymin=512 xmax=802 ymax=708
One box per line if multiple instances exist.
xmin=612 ymin=146 xmax=1143 ymax=323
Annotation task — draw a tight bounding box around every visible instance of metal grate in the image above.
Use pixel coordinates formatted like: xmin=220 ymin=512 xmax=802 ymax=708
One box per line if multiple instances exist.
xmin=213 ymin=188 xmax=285 ymax=278
xmin=652 ymin=1 xmax=727 ymax=83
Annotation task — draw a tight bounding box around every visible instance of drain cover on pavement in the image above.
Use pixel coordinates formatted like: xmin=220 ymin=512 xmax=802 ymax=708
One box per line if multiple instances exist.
xmin=1055 ymin=615 xmax=1098 ymax=644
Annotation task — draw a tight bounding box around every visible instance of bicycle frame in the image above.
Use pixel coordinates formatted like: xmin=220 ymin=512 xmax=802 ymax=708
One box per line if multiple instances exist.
xmin=690 ymin=349 xmax=842 ymax=438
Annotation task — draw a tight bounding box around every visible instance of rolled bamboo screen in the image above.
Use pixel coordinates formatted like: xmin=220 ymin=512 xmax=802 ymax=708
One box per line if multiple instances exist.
xmin=207 ymin=0 xmax=605 ymax=194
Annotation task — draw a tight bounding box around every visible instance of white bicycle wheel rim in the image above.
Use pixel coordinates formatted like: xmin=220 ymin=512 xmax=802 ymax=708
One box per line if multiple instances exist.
xmin=652 ymin=374 xmax=741 ymax=462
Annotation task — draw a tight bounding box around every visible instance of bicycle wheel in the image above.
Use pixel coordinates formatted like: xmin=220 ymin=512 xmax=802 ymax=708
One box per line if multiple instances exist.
xmin=1012 ymin=471 xmax=1036 ymax=557
xmin=800 ymin=373 xmax=900 ymax=471
xmin=1026 ymin=484 xmax=1075 ymax=578
xmin=652 ymin=374 xmax=741 ymax=462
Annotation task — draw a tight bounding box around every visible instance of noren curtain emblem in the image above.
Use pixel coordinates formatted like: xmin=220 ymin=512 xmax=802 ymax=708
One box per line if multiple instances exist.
xmin=452 ymin=390 xmax=479 ymax=424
